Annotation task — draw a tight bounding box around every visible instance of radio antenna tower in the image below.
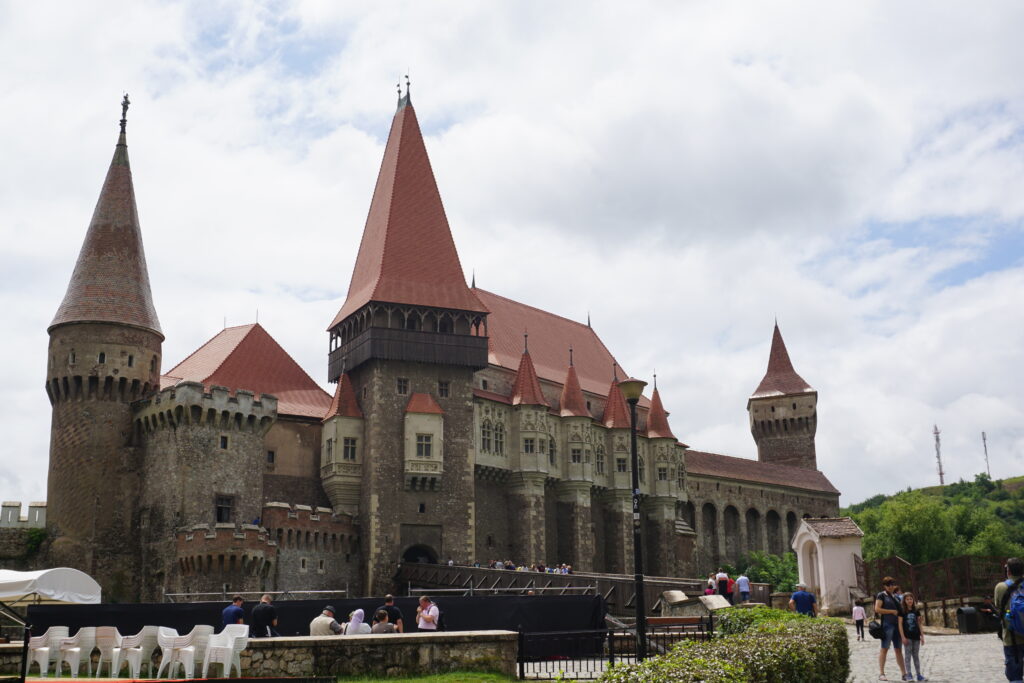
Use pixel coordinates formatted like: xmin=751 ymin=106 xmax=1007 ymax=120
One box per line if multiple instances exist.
xmin=933 ymin=425 xmax=945 ymax=485
xmin=982 ymin=431 xmax=991 ymax=478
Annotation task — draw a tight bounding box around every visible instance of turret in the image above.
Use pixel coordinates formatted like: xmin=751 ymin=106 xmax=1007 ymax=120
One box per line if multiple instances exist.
xmin=44 ymin=96 xmax=163 ymax=600
xmin=747 ymin=323 xmax=818 ymax=469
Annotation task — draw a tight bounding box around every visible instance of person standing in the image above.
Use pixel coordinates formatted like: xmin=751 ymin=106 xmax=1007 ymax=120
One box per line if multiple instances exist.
xmin=251 ymin=594 xmax=279 ymax=638
xmin=995 ymin=557 xmax=1024 ymax=683
xmin=309 ymin=606 xmax=342 ymax=635
xmin=789 ymin=582 xmax=818 ymax=617
xmin=852 ymin=602 xmax=867 ymax=641
xmin=898 ymin=593 xmax=925 ymax=681
xmin=416 ymin=595 xmax=439 ymax=631
xmin=736 ymin=572 xmax=751 ymax=603
xmin=373 ymin=594 xmax=405 ymax=633
xmin=715 ymin=568 xmax=731 ymax=604
xmin=221 ymin=595 xmax=244 ymax=629
xmin=875 ymin=577 xmax=908 ymax=682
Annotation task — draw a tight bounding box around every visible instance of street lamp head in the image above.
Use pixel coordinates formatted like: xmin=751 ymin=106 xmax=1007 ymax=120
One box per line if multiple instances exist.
xmin=618 ymin=377 xmax=647 ymax=403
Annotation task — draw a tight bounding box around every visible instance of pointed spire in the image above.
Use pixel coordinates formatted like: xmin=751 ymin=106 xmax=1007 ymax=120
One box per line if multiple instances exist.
xmin=601 ymin=380 xmax=630 ymax=429
xmin=523 ymin=330 xmax=528 ymax=352
xmin=559 ymin=362 xmax=589 ymax=417
xmin=612 ymin=361 xmax=619 ymax=382
xmin=510 ymin=348 xmax=548 ymax=407
xmin=324 ymin=372 xmax=363 ymax=421
xmin=587 ymin=311 xmax=591 ymax=328
xmin=329 ymin=92 xmax=486 ymax=329
xmin=646 ymin=387 xmax=675 ymax=439
xmin=471 ymin=269 xmax=475 ymax=288
xmin=751 ymin=322 xmax=813 ymax=398
xmin=50 ymin=96 xmax=162 ymax=337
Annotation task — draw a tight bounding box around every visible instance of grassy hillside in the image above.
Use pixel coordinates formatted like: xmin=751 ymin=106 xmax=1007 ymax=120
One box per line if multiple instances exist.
xmin=841 ymin=473 xmax=1024 ymax=563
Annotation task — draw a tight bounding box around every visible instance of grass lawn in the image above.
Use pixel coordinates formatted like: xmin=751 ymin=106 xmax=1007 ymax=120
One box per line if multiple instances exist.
xmin=337 ymin=673 xmax=513 ymax=682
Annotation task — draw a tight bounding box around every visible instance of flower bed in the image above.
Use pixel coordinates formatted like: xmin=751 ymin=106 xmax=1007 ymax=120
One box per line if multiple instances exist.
xmin=600 ymin=607 xmax=849 ymax=683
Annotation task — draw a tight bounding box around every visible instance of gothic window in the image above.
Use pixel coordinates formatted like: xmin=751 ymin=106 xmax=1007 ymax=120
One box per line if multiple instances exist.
xmin=343 ymin=437 xmax=357 ymax=460
xmin=215 ymin=495 xmax=234 ymax=523
xmin=523 ymin=438 xmax=535 ymax=454
xmin=397 ymin=377 xmax=409 ymax=395
xmin=98 ymin=351 xmax=106 ymax=363
xmin=416 ymin=434 xmax=433 ymax=458
xmin=325 ymin=438 xmax=333 ymax=462
xmin=571 ymin=448 xmax=582 ymax=464
xmin=494 ymin=424 xmax=505 ymax=455
xmin=482 ymin=379 xmax=489 ymax=390
xmin=219 ymin=435 xmax=229 ymax=450
xmin=538 ymin=439 xmax=547 ymax=455
xmin=677 ymin=468 xmax=684 ymax=488
xmin=596 ymin=449 xmax=605 ymax=474
xmin=69 ymin=350 xmax=76 ymax=364
xmin=267 ymin=450 xmax=275 ymax=464
xmin=658 ymin=466 xmax=668 ymax=481
xmin=481 ymin=421 xmax=492 ymax=453
xmin=616 ymin=457 xmax=627 ymax=473
xmin=438 ymin=381 xmax=450 ymax=397
xmin=638 ymin=457 xmax=646 ymax=482
xmin=438 ymin=317 xmax=453 ymax=334
xmin=127 ymin=355 xmax=134 ymax=367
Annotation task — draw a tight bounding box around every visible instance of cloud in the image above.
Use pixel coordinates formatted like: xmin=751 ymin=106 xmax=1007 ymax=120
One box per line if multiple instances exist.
xmin=0 ymin=0 xmax=1022 ymax=509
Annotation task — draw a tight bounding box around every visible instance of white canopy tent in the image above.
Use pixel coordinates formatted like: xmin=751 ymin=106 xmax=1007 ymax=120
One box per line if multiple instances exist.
xmin=0 ymin=568 xmax=101 ymax=606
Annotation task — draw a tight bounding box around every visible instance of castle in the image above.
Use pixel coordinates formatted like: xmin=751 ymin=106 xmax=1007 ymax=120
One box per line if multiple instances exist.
xmin=38 ymin=91 xmax=839 ymax=602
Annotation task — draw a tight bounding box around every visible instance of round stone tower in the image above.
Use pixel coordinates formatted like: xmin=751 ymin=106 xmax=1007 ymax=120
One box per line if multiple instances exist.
xmin=45 ymin=98 xmax=163 ymax=601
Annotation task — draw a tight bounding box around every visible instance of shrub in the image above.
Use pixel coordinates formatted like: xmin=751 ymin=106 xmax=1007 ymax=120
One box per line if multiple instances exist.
xmin=599 ymin=607 xmax=849 ymax=683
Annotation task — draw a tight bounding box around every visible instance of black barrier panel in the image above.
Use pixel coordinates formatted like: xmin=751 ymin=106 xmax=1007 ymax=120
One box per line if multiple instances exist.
xmin=27 ymin=594 xmax=605 ymax=637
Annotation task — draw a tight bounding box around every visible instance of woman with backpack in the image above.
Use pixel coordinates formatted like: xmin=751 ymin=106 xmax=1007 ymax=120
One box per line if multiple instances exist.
xmin=898 ymin=592 xmax=925 ymax=681
xmin=995 ymin=557 xmax=1024 ymax=683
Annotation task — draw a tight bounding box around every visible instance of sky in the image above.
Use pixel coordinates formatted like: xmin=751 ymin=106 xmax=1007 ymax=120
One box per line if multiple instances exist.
xmin=1 ymin=0 xmax=1022 ymax=508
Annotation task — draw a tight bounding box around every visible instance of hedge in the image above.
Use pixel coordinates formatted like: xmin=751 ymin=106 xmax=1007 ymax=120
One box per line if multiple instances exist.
xmin=599 ymin=607 xmax=849 ymax=683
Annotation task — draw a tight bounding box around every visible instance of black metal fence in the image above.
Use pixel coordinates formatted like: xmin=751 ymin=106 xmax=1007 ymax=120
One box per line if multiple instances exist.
xmin=517 ymin=618 xmax=714 ymax=680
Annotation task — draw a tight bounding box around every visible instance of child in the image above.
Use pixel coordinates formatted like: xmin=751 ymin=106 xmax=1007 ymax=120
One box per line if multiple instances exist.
xmin=898 ymin=592 xmax=925 ymax=681
xmin=852 ymin=601 xmax=866 ymax=641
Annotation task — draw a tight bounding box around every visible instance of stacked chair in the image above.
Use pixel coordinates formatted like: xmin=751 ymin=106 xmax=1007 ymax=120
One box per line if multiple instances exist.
xmin=26 ymin=626 xmax=69 ymax=677
xmin=57 ymin=626 xmax=96 ymax=677
xmin=156 ymin=625 xmax=215 ymax=679
xmin=116 ymin=625 xmax=159 ymax=679
xmin=94 ymin=626 xmax=123 ymax=678
xmin=202 ymin=624 xmax=250 ymax=678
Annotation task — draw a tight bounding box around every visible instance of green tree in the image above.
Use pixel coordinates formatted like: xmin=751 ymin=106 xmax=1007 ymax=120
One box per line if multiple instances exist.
xmin=738 ymin=551 xmax=799 ymax=592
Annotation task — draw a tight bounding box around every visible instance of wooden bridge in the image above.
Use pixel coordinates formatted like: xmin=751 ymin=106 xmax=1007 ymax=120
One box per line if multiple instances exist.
xmin=395 ymin=563 xmax=770 ymax=616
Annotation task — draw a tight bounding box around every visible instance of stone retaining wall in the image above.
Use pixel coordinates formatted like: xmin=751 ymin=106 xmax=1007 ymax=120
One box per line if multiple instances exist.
xmin=241 ymin=631 xmax=517 ymax=678
xmin=0 ymin=643 xmax=24 ymax=675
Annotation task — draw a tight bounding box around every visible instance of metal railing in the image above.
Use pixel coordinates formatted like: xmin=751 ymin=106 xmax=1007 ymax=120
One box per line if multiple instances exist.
xmin=406 ymin=582 xmax=596 ymax=596
xmin=163 ymin=587 xmax=348 ymax=603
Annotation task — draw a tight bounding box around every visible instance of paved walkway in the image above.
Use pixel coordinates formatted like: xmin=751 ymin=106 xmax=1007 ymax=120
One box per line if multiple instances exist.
xmin=846 ymin=624 xmax=1006 ymax=681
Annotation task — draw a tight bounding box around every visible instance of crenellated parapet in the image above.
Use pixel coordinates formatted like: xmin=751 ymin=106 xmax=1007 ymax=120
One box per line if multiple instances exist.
xmin=0 ymin=501 xmax=47 ymax=528
xmin=261 ymin=502 xmax=359 ymax=553
xmin=133 ymin=382 xmax=277 ymax=437
xmin=175 ymin=522 xmax=276 ymax=579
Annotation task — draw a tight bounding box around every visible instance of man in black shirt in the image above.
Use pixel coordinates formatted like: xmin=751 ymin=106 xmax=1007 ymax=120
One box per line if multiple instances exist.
xmin=251 ymin=594 xmax=279 ymax=637
xmin=372 ymin=594 xmax=405 ymax=633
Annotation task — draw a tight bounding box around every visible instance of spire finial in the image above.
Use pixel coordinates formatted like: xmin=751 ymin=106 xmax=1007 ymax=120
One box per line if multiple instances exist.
xmin=471 ymin=269 xmax=476 ymax=288
xmin=612 ymin=361 xmax=619 ymax=382
xmin=405 ymin=72 xmax=410 ymax=100
xmin=523 ymin=330 xmax=528 ymax=353
xmin=569 ymin=346 xmax=574 ymax=367
xmin=341 ymin=355 xmax=347 ymax=376
xmin=397 ymin=80 xmax=402 ymax=105
xmin=653 ymin=369 xmax=657 ymax=390
xmin=587 ymin=311 xmax=591 ymax=328
xmin=120 ymin=93 xmax=130 ymax=134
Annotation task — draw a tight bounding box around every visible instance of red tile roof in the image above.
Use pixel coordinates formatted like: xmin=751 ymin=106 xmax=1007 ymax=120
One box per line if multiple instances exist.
xmin=324 ymin=372 xmax=363 ymax=420
xmin=558 ymin=364 xmax=590 ymax=417
xmin=328 ymin=102 xmax=486 ymax=328
xmin=646 ymin=388 xmax=675 ymax=439
xmin=473 ymin=289 xmax=626 ymax=398
xmin=473 ymin=388 xmax=512 ymax=405
xmin=510 ymin=350 xmax=548 ymax=406
xmin=405 ymin=392 xmax=444 ymax=414
xmin=50 ymin=128 xmax=162 ymax=336
xmin=685 ymin=450 xmax=839 ymax=495
xmin=162 ymin=323 xmax=332 ymax=418
xmin=751 ymin=323 xmax=813 ymax=398
xmin=601 ymin=381 xmax=631 ymax=429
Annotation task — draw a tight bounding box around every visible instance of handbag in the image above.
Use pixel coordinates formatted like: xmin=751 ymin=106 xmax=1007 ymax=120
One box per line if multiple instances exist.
xmin=868 ymin=619 xmax=884 ymax=639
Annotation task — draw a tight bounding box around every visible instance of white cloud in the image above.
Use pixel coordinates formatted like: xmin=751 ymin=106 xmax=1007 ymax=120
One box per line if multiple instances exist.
xmin=1 ymin=0 xmax=1022 ymax=509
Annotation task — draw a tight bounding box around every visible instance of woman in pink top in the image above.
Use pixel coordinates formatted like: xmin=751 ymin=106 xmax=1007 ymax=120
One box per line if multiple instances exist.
xmin=852 ymin=602 xmax=867 ymax=641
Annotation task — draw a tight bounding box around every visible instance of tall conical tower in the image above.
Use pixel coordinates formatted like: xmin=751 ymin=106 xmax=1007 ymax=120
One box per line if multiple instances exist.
xmin=747 ymin=323 xmax=817 ymax=469
xmin=45 ymin=96 xmax=163 ymax=600
xmin=326 ymin=86 xmax=488 ymax=592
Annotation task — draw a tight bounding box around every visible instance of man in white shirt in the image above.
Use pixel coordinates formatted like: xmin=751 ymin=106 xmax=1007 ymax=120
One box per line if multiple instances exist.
xmin=736 ymin=573 xmax=751 ymax=602
xmin=416 ymin=595 xmax=439 ymax=631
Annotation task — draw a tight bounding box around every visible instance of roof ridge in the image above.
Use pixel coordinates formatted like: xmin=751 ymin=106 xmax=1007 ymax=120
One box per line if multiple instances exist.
xmin=472 ymin=288 xmax=594 ymax=332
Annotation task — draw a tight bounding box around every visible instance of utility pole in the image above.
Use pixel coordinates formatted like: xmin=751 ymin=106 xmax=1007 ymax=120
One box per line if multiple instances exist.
xmin=933 ymin=425 xmax=945 ymax=486
xmin=983 ymin=431 xmax=991 ymax=478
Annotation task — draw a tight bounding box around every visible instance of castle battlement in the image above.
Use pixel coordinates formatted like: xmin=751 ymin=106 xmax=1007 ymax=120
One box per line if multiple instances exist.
xmin=0 ymin=501 xmax=46 ymax=528
xmin=175 ymin=522 xmax=277 ymax=579
xmin=134 ymin=381 xmax=277 ymax=436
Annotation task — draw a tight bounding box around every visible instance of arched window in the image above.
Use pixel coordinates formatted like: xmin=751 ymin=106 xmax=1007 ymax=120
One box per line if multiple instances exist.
xmin=494 ymin=423 xmax=505 ymax=455
xmin=481 ymin=421 xmax=492 ymax=453
xmin=595 ymin=447 xmax=605 ymax=474
xmin=638 ymin=457 xmax=646 ymax=483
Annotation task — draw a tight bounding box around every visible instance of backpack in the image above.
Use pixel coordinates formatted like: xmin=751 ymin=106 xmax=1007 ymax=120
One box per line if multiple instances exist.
xmin=1002 ymin=579 xmax=1024 ymax=637
xmin=434 ymin=604 xmax=446 ymax=631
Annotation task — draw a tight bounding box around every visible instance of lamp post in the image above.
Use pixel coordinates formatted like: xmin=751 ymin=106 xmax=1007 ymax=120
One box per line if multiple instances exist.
xmin=618 ymin=376 xmax=648 ymax=661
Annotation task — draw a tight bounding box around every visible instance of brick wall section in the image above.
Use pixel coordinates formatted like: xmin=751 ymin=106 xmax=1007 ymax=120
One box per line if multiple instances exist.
xmin=264 ymin=418 xmax=329 ymax=508
xmin=263 ymin=504 xmax=362 ymax=594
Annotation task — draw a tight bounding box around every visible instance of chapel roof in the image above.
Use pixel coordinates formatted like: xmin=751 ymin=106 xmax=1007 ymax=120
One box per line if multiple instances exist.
xmin=751 ymin=323 xmax=813 ymax=398
xmin=646 ymin=387 xmax=675 ymax=439
xmin=601 ymin=381 xmax=631 ymax=429
xmin=802 ymin=517 xmax=863 ymax=538
xmin=510 ymin=348 xmax=548 ymax=407
xmin=685 ymin=450 xmax=840 ymax=495
xmin=50 ymin=108 xmax=162 ymax=336
xmin=162 ymin=323 xmax=331 ymax=418
xmin=558 ymin=363 xmax=590 ymax=417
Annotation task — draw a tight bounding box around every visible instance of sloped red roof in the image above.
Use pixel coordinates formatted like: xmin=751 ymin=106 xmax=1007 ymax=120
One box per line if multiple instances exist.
xmin=510 ymin=350 xmax=548 ymax=406
xmin=405 ymin=392 xmax=444 ymax=414
xmin=601 ymin=381 xmax=631 ymax=429
xmin=328 ymin=101 xmax=486 ymax=328
xmin=685 ymin=450 xmax=839 ymax=495
xmin=473 ymin=288 xmax=627 ymax=398
xmin=324 ymin=373 xmax=363 ymax=420
xmin=646 ymin=388 xmax=675 ymax=439
xmin=162 ymin=323 xmax=332 ymax=418
xmin=751 ymin=323 xmax=813 ymax=398
xmin=558 ymin=364 xmax=590 ymax=417
xmin=803 ymin=517 xmax=863 ymax=538
xmin=473 ymin=388 xmax=512 ymax=405
xmin=50 ymin=127 xmax=162 ymax=336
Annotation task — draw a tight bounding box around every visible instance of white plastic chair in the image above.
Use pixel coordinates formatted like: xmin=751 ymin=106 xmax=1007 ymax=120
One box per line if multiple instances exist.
xmin=94 ymin=626 xmax=122 ymax=677
xmin=201 ymin=625 xmax=249 ymax=678
xmin=159 ymin=625 xmax=215 ymax=679
xmin=58 ymin=626 xmax=96 ymax=677
xmin=115 ymin=625 xmax=159 ymax=679
xmin=155 ymin=627 xmax=180 ymax=678
xmin=26 ymin=626 xmax=69 ymax=677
